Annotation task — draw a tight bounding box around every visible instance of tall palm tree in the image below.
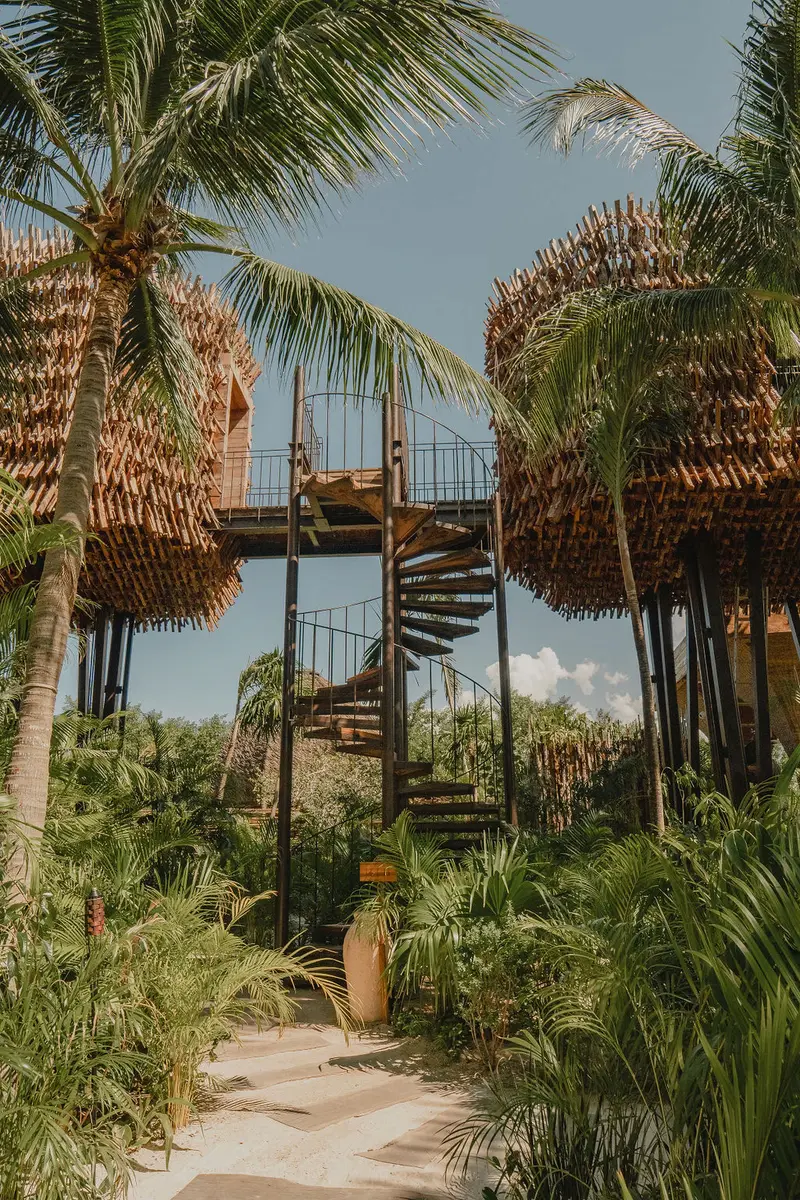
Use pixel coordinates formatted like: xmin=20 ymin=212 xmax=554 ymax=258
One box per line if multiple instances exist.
xmin=0 ymin=0 xmax=552 ymax=878
xmin=517 ymin=0 xmax=800 ymax=414
xmin=217 ymin=649 xmax=283 ymax=804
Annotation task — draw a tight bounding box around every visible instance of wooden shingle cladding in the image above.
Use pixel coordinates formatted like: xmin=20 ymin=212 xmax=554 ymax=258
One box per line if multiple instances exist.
xmin=0 ymin=226 xmax=260 ymax=628
xmin=486 ymin=197 xmax=800 ymax=617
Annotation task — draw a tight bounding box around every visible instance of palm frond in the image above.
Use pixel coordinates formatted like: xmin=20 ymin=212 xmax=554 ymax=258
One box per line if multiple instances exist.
xmin=115 ymin=274 xmax=203 ymax=463
xmin=224 ymin=251 xmax=509 ymax=412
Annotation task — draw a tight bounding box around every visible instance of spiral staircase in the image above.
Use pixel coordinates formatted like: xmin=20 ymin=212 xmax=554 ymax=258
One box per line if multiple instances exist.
xmin=293 ymin=472 xmax=503 ymax=848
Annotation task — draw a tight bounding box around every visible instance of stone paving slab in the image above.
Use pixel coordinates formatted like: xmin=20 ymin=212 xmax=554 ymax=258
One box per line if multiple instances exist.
xmin=172 ymin=1178 xmax=443 ymax=1199
xmin=359 ymin=1103 xmax=468 ymax=1167
xmin=264 ymin=1075 xmax=424 ymax=1131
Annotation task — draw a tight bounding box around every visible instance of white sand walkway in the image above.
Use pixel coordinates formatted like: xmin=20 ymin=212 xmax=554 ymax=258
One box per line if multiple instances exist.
xmin=131 ymin=996 xmax=489 ymax=1200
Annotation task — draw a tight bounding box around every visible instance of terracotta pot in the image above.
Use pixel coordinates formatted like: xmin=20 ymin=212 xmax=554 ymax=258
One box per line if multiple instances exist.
xmin=342 ymin=924 xmax=388 ymax=1024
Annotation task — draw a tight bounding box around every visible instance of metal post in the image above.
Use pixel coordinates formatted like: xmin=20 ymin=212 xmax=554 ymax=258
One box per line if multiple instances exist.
xmin=103 ymin=613 xmax=126 ymax=718
xmin=657 ymin=585 xmax=684 ymax=777
xmin=786 ymin=599 xmax=800 ymax=659
xmin=90 ymin=610 xmax=109 ymax=719
xmin=391 ymin=367 xmax=406 ymax=763
xmin=685 ymin=609 xmax=701 ymax=775
xmin=746 ymin=531 xmax=771 ymax=782
xmin=684 ymin=543 xmax=726 ymax=792
xmin=695 ymin=534 xmax=748 ymax=802
xmin=644 ymin=592 xmax=669 ymax=769
xmin=119 ymin=616 xmax=135 ymax=737
xmin=381 ymin=387 xmax=397 ymax=828
xmin=77 ymin=628 xmax=90 ymax=715
xmin=276 ymin=365 xmax=305 ymax=947
xmin=493 ymin=490 xmax=517 ymax=825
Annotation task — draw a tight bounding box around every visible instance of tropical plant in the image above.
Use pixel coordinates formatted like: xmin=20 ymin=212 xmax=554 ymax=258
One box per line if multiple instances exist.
xmin=217 ymin=649 xmax=283 ymax=804
xmin=449 ymin=752 xmax=800 ymax=1199
xmin=0 ymin=0 xmax=553 ymax=879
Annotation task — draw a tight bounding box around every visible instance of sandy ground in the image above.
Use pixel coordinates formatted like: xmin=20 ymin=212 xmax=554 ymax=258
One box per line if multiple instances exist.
xmin=130 ymin=995 xmax=491 ymax=1200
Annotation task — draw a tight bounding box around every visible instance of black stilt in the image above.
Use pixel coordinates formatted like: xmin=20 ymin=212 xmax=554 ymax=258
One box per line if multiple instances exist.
xmin=90 ymin=611 xmax=109 ymax=719
xmin=103 ymin=613 xmax=126 ymax=718
xmin=644 ymin=587 xmax=684 ymax=809
xmin=275 ymin=365 xmax=304 ymax=947
xmin=746 ymin=531 xmax=771 ymax=783
xmin=119 ymin=616 xmax=135 ymax=736
xmin=77 ymin=627 xmax=90 ymax=715
xmin=381 ymin=385 xmax=397 ymax=829
xmin=684 ymin=535 xmax=748 ymax=802
xmin=493 ymin=490 xmax=517 ymax=826
xmin=685 ymin=611 xmax=700 ymax=775
xmin=786 ymin=599 xmax=800 ymax=659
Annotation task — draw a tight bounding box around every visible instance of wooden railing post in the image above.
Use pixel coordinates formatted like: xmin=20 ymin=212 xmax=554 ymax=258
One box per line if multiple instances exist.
xmin=381 ymin=385 xmax=397 ymax=829
xmin=276 ymin=365 xmax=305 ymax=946
xmin=493 ymin=490 xmax=517 ymax=826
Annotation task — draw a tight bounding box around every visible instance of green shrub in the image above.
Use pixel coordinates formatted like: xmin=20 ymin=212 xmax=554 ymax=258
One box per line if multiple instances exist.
xmin=454 ymin=917 xmax=541 ymax=1068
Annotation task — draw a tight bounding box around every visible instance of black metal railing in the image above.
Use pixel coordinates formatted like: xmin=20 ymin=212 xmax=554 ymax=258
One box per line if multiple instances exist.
xmin=289 ymin=810 xmax=381 ymax=941
xmin=213 ymin=392 xmax=497 ymax=518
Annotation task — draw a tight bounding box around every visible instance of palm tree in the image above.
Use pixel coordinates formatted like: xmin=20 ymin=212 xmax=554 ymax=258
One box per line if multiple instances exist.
xmin=517 ymin=0 xmax=800 ymax=416
xmin=0 ymin=1 xmax=552 ymax=878
xmin=217 ymin=649 xmax=283 ymax=804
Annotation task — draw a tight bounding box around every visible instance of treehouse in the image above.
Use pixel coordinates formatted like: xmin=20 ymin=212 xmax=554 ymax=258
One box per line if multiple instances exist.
xmin=486 ymin=196 xmax=800 ymax=801
xmin=0 ymin=226 xmax=259 ymax=713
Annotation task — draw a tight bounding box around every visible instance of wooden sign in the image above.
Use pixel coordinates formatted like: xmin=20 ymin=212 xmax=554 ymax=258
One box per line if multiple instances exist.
xmin=360 ymin=862 xmax=397 ymax=884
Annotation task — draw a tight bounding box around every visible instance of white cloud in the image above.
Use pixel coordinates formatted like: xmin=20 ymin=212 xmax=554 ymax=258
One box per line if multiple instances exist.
xmin=572 ymin=661 xmax=599 ymax=696
xmin=605 ymin=691 xmax=642 ymax=722
xmin=487 ymin=649 xmax=599 ymax=702
xmin=604 ymin=670 xmax=628 ymax=686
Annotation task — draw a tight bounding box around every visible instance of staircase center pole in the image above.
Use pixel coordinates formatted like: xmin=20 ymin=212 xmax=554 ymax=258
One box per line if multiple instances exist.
xmin=493 ymin=490 xmax=517 ymax=826
xmin=276 ymin=364 xmax=305 ymax=946
xmin=381 ymin=387 xmax=397 ymax=828
xmin=391 ymin=367 xmax=408 ymax=762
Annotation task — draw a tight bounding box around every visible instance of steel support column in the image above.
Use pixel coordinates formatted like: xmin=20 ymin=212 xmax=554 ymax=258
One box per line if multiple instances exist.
xmin=381 ymin=386 xmax=397 ymax=829
xmin=119 ymin=616 xmax=135 ymax=737
xmin=90 ymin=610 xmax=109 ymax=719
xmin=645 ymin=586 xmax=684 ymax=807
xmin=746 ymin=531 xmax=771 ymax=783
xmin=684 ymin=535 xmax=748 ymax=802
xmin=103 ymin=613 xmax=127 ymax=718
xmin=492 ymin=490 xmax=517 ymax=826
xmin=391 ymin=368 xmax=407 ymax=765
xmin=685 ymin=612 xmax=700 ymax=775
xmin=275 ymin=365 xmax=305 ymax=947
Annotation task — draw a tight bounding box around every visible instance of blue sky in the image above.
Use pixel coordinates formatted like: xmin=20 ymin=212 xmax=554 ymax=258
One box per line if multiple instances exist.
xmin=66 ymin=0 xmax=753 ymax=722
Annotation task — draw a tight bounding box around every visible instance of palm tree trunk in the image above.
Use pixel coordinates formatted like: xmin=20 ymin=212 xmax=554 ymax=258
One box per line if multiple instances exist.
xmin=614 ymin=502 xmax=665 ymax=833
xmin=217 ymin=712 xmax=241 ymax=802
xmin=5 ymin=270 xmax=133 ymax=882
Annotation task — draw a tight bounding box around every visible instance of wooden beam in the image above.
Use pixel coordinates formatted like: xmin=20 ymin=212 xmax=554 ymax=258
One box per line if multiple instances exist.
xmin=275 ymin=365 xmax=304 ymax=947
xmin=746 ymin=531 xmax=771 ymax=783
xmin=493 ymin=491 xmax=517 ymax=826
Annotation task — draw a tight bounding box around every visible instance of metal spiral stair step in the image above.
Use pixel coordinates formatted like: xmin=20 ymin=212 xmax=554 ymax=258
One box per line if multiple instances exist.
xmin=396 ymin=522 xmax=481 ymax=562
xmin=297 ymin=713 xmax=381 ymax=731
xmin=400 ymin=574 xmax=496 ymax=595
xmin=393 ymin=760 xmax=434 ymax=779
xmin=399 ymin=614 xmax=479 ymax=640
xmin=400 ymin=599 xmax=494 ymax=619
xmin=305 ymin=726 xmax=383 ymax=743
xmin=398 ymin=780 xmax=477 ymax=798
xmin=294 ymin=697 xmax=381 ymax=715
xmin=413 ymin=819 xmax=501 ymax=834
xmin=400 ymin=631 xmax=453 ymax=658
xmin=408 ymin=801 xmax=500 ymax=816
xmin=398 ymin=547 xmax=491 ymax=578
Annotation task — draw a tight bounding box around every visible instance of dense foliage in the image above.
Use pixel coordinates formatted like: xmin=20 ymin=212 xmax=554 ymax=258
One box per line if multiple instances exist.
xmin=357 ymin=757 xmax=800 ymax=1199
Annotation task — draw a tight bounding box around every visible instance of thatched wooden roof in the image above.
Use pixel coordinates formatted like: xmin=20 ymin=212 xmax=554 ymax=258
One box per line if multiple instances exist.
xmin=486 ymin=196 xmax=800 ymax=617
xmin=1 ymin=227 xmax=260 ymax=628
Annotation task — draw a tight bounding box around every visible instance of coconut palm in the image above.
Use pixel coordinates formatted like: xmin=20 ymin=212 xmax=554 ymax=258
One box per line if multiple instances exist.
xmin=517 ymin=0 xmax=800 ymax=421
xmin=0 ymin=0 xmax=553 ymax=879
xmin=217 ymin=649 xmax=283 ymax=803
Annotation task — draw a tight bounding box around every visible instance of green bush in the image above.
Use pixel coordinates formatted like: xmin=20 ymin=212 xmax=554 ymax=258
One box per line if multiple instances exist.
xmin=454 ymin=917 xmax=541 ymax=1068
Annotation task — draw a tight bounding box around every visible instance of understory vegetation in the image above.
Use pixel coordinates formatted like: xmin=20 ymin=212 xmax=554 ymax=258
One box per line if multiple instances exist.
xmin=355 ymin=759 xmax=800 ymax=1199
xmin=0 ymin=709 xmax=347 ymax=1198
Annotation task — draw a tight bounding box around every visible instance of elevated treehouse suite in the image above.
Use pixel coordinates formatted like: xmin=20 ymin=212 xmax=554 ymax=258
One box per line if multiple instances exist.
xmin=0 ymin=226 xmax=259 ymax=716
xmin=487 ymin=196 xmax=800 ymax=805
